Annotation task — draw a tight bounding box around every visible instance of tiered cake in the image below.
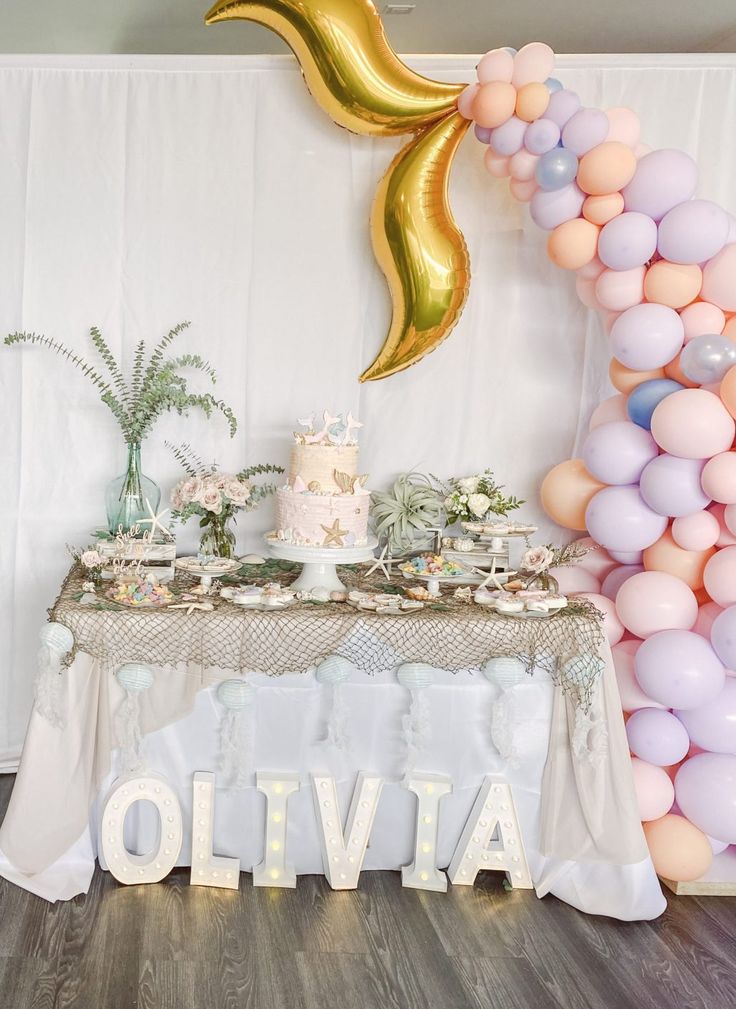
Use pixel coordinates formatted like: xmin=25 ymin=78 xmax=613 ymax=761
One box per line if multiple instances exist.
xmin=274 ymin=411 xmax=371 ymax=548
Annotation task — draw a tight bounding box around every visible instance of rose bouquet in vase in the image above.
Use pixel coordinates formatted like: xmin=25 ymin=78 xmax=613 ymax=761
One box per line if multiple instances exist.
xmin=519 ymin=541 xmax=590 ymax=592
xmin=170 ymin=445 xmax=283 ymax=559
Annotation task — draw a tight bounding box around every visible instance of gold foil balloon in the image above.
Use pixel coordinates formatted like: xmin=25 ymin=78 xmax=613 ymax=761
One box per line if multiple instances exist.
xmin=204 ymin=0 xmax=464 ymax=136
xmin=361 ymin=111 xmax=471 ymax=381
xmin=205 ymin=0 xmax=471 ymax=379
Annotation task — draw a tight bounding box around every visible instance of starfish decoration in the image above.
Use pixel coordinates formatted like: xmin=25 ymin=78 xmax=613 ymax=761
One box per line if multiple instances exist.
xmin=363 ymin=543 xmax=391 ymax=580
xmin=168 ymin=601 xmax=215 ymax=615
xmin=321 ymin=519 xmax=349 ymax=547
xmin=139 ymin=498 xmax=173 ymax=541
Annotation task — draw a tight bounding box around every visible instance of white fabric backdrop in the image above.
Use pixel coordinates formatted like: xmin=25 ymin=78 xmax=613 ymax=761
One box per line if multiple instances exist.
xmin=1 ymin=53 xmax=736 ymax=768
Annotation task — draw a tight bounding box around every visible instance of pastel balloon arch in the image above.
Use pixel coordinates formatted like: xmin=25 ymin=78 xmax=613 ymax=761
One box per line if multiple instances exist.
xmin=206 ymin=1 xmax=736 ymax=881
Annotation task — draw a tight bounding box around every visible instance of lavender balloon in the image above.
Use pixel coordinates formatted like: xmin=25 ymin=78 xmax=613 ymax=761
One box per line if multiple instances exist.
xmin=525 ymin=117 xmax=561 ymax=155
xmin=635 ymin=630 xmax=725 ymax=710
xmin=623 ymin=149 xmax=698 ymax=221
xmin=474 ymin=124 xmax=493 ymax=144
xmin=680 ymin=334 xmax=736 ymax=385
xmin=543 ymin=89 xmax=581 ymax=128
xmin=626 ymin=708 xmax=690 ymax=765
xmin=586 ymin=485 xmax=668 ymax=553
xmin=601 ymin=564 xmax=644 ymax=600
xmin=598 ymin=212 xmax=658 ymax=271
xmin=490 ymin=116 xmax=527 ymax=156
xmin=582 ymin=421 xmax=658 ymax=485
xmin=710 ymin=605 xmax=736 ymax=669
xmin=609 ymin=303 xmax=684 ymax=371
xmin=535 ymin=148 xmax=579 ymax=191
xmin=638 ymin=455 xmax=710 ymax=517
xmin=530 ymin=184 xmax=585 ymax=231
xmin=609 ymin=549 xmax=644 ymax=564
xmin=561 ymin=107 xmax=609 ymax=155
xmin=675 ymin=753 xmax=736 ymax=842
xmin=658 ymin=200 xmax=730 ymax=265
xmin=677 ymin=680 xmax=736 ymax=755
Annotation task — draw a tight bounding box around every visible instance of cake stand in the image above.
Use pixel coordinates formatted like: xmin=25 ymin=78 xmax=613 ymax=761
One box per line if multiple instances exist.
xmin=264 ymin=534 xmax=379 ymax=592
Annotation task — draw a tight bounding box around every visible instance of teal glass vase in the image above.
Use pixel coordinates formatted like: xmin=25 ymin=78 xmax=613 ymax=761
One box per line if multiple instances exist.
xmin=105 ymin=442 xmax=161 ymax=535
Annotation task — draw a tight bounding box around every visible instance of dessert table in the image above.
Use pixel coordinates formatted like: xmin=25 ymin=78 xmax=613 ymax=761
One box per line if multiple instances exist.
xmin=0 ymin=561 xmax=666 ymax=919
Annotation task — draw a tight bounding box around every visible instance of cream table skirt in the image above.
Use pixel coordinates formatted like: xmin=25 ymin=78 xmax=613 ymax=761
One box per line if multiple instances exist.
xmin=0 ymin=647 xmax=666 ymax=920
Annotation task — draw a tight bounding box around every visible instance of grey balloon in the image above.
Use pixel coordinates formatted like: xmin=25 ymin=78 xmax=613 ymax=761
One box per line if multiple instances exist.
xmin=679 ymin=333 xmax=736 ymax=385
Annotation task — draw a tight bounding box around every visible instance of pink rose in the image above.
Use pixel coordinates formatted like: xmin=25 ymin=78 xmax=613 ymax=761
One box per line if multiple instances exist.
xmin=200 ymin=487 xmax=223 ymax=515
xmin=81 ymin=549 xmax=103 ymax=568
xmin=226 ymin=478 xmax=251 ymax=506
xmin=179 ymin=477 xmax=203 ymax=505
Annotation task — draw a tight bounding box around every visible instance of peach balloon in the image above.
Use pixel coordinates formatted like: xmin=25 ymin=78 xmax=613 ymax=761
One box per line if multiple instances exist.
xmin=644 ymin=262 xmax=702 ymax=310
xmin=583 ymin=192 xmax=624 ymax=226
xmin=609 ymin=358 xmax=665 ymax=394
xmin=477 ymin=48 xmax=515 ymax=84
xmin=509 ymin=177 xmax=537 ymax=202
xmin=605 ymin=107 xmax=641 ymax=148
xmin=724 ymin=316 xmax=736 ymax=341
xmin=483 ymin=148 xmax=511 ymax=178
xmin=615 ymin=570 xmax=698 ymax=638
xmin=595 ymin=266 xmax=645 ymax=312
xmin=576 ymin=592 xmax=624 ymax=645
xmin=473 ymin=81 xmax=517 ymax=129
xmin=509 ymin=148 xmax=538 ymax=181
xmin=643 ymin=814 xmax=713 ymax=882
xmin=515 ymin=82 xmax=549 ymax=122
xmin=540 ymin=459 xmax=605 ymax=531
xmin=642 ymin=530 xmax=714 ymax=591
xmin=693 ymin=600 xmax=723 ymax=639
xmin=717 ymin=364 xmax=736 ymax=419
xmin=511 ymin=42 xmax=555 ymax=88
xmin=589 ymin=394 xmax=629 ymax=430
xmin=577 ymin=141 xmax=637 ymax=196
xmin=704 ymin=546 xmax=736 ymax=607
xmin=631 ymin=759 xmax=675 ymax=821
xmin=650 ymin=389 xmax=736 ymax=459
xmin=663 ymin=353 xmax=699 ymax=389
xmin=701 ymin=243 xmax=736 ymax=312
xmin=547 ymin=219 xmax=600 ymax=271
xmin=671 ymin=511 xmax=721 ymax=551
xmin=702 ymin=452 xmax=736 ymax=504
xmin=457 ymin=84 xmax=480 ymax=120
xmin=612 ymin=639 xmax=665 ymax=711
xmin=725 ymin=503 xmax=736 ymax=536
xmin=710 ymin=503 xmax=736 ymax=547
xmin=680 ymin=301 xmax=726 ymax=342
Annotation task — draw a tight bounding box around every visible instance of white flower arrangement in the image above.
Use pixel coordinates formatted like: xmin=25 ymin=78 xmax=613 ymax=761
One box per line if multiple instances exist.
xmin=433 ymin=470 xmax=523 ymax=525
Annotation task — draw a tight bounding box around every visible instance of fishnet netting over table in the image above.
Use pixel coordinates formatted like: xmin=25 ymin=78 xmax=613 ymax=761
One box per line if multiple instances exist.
xmin=51 ymin=561 xmax=605 ymax=709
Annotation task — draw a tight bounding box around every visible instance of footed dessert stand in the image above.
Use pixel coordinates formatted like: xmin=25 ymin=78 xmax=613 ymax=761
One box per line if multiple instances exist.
xmin=265 ymin=534 xmax=379 ymax=591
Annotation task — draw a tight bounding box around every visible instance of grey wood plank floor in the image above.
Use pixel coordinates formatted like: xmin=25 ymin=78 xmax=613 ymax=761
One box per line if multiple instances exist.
xmin=2 ymin=773 xmax=736 ymax=1009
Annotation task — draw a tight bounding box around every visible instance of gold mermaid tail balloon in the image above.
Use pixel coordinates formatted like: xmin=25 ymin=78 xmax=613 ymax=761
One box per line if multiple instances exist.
xmin=361 ymin=111 xmax=471 ymax=381
xmin=205 ymin=0 xmax=471 ymax=379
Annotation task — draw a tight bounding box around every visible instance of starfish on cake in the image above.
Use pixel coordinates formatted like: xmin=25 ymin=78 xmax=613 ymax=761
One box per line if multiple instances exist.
xmin=321 ymin=519 xmax=349 ymax=547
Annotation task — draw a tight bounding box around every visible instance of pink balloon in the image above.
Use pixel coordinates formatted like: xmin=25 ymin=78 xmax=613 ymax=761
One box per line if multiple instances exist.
xmin=680 ymin=301 xmax=726 ymax=342
xmin=576 ymin=276 xmax=602 ymax=309
xmin=576 ymin=591 xmax=624 ymax=645
xmin=509 ymin=148 xmax=539 ymax=182
xmin=675 ymin=753 xmax=736 ymax=843
xmin=693 ymin=600 xmax=724 ymax=639
xmin=484 ymin=150 xmax=512 ymax=178
xmin=704 ymin=547 xmax=736 ymax=607
xmin=548 ymin=565 xmax=600 ymax=594
xmin=477 ymin=49 xmax=515 ymax=84
xmin=609 ymin=303 xmax=684 ymax=371
xmin=586 ymin=486 xmax=668 ymax=553
xmin=577 ymin=255 xmax=605 ymax=281
xmin=529 ymin=183 xmax=585 ymax=231
xmin=710 ymin=503 xmax=736 ymax=547
xmin=561 ymin=107 xmax=609 ymax=156
xmin=509 ymin=177 xmax=537 ymax=202
xmin=676 ymin=679 xmax=736 ymax=755
xmin=573 ymin=536 xmax=617 ymax=579
xmin=612 ymin=639 xmax=665 ymax=711
xmin=616 ymin=571 xmax=698 ymax=638
xmin=588 ymin=394 xmax=629 ymax=430
xmin=627 ymin=708 xmax=690 ymax=765
xmin=650 ymin=389 xmax=735 ymax=460
xmin=622 ymin=149 xmax=698 ymax=221
xmin=601 ymin=564 xmax=644 ymax=601
xmin=457 ymin=84 xmax=480 ymax=120
xmin=511 ymin=42 xmax=555 ymax=88
xmin=638 ymin=455 xmax=710 ymax=518
xmin=631 ymin=758 xmax=675 ymax=820
xmin=595 ymin=266 xmax=645 ymax=312
xmin=604 ymin=107 xmax=641 ymax=148
xmin=635 ymin=630 xmax=725 ymax=709
xmin=700 ymin=243 xmax=736 ymax=313
xmin=672 ymin=511 xmax=721 ymax=551
xmin=657 ymin=200 xmax=730 ymax=266
xmin=702 ymin=453 xmax=736 ymax=505
xmin=598 ymin=212 xmax=658 ymax=271
xmin=582 ymin=421 xmax=658 ymax=486
xmin=724 ymin=503 xmax=736 ymax=536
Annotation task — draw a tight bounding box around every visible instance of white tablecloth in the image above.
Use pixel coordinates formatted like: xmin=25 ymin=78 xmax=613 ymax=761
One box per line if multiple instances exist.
xmin=0 ymin=647 xmax=665 ymax=920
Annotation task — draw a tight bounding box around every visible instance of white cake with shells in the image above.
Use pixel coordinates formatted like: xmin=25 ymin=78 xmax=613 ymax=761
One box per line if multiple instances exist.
xmin=274 ymin=411 xmax=371 ymax=548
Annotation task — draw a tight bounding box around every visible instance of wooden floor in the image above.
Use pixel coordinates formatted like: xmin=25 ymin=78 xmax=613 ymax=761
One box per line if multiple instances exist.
xmin=2 ymin=775 xmax=736 ymax=1009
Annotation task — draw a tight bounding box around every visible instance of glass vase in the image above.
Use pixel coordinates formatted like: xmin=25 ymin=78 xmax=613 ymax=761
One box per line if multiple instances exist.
xmin=523 ymin=571 xmax=559 ymax=593
xmin=105 ymin=442 xmax=161 ymax=535
xmin=199 ymin=513 xmax=237 ymax=559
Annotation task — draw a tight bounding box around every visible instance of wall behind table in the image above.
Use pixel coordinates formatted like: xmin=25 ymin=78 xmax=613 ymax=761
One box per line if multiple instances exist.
xmin=1 ymin=53 xmax=735 ymax=767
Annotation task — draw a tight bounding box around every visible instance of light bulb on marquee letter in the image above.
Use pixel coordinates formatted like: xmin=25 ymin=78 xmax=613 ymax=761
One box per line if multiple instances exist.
xmin=311 ymin=771 xmax=384 ymax=889
xmin=100 ymin=774 xmax=183 ymax=885
xmin=190 ymin=772 xmax=240 ymax=890
xmin=401 ymin=773 xmax=452 ymax=892
xmin=253 ymin=772 xmax=300 ymax=888
xmin=448 ymin=776 xmax=532 ymax=890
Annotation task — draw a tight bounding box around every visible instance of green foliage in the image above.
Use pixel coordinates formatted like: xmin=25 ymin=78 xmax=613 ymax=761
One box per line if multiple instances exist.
xmin=431 ymin=469 xmax=523 ymax=524
xmin=4 ymin=321 xmax=237 ymax=444
xmin=371 ymin=473 xmax=443 ymax=554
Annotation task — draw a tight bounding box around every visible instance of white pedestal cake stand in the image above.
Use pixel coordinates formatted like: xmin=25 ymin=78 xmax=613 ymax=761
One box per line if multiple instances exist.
xmin=265 ymin=535 xmax=379 ymax=592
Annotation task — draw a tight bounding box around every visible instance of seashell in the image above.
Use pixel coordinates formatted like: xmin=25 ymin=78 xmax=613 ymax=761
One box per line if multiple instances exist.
xmin=308 ymin=480 xmax=322 ymax=493
xmin=217 ymin=678 xmax=255 ymax=710
xmin=453 ymin=586 xmax=473 ymax=602
xmin=315 ymin=654 xmax=356 ymax=684
xmin=39 ymin=622 xmax=74 ymax=654
xmin=330 ymin=590 xmax=348 ymax=602
xmin=397 ymin=662 xmax=434 ymax=690
xmin=116 ymin=662 xmax=154 ymax=693
xmin=240 ymin=553 xmax=266 ymax=565
xmin=483 ymin=656 xmax=526 ymax=690
xmin=405 ymin=586 xmax=432 ymax=601
xmin=453 ymin=537 xmax=475 ymax=552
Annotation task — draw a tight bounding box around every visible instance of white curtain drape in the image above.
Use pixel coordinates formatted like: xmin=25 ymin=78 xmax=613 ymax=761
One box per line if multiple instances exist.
xmin=1 ymin=53 xmax=735 ymax=768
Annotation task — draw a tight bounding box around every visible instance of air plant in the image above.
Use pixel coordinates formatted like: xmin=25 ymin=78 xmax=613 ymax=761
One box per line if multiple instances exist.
xmin=370 ymin=472 xmax=443 ymax=554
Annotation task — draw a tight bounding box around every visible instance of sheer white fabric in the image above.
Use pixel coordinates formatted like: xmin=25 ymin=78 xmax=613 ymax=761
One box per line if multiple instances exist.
xmin=2 ymin=54 xmax=736 ymax=765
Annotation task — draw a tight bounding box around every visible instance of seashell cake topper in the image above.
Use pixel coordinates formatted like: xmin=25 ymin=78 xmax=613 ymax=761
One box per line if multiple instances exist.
xmin=295 ymin=410 xmax=363 ymax=446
